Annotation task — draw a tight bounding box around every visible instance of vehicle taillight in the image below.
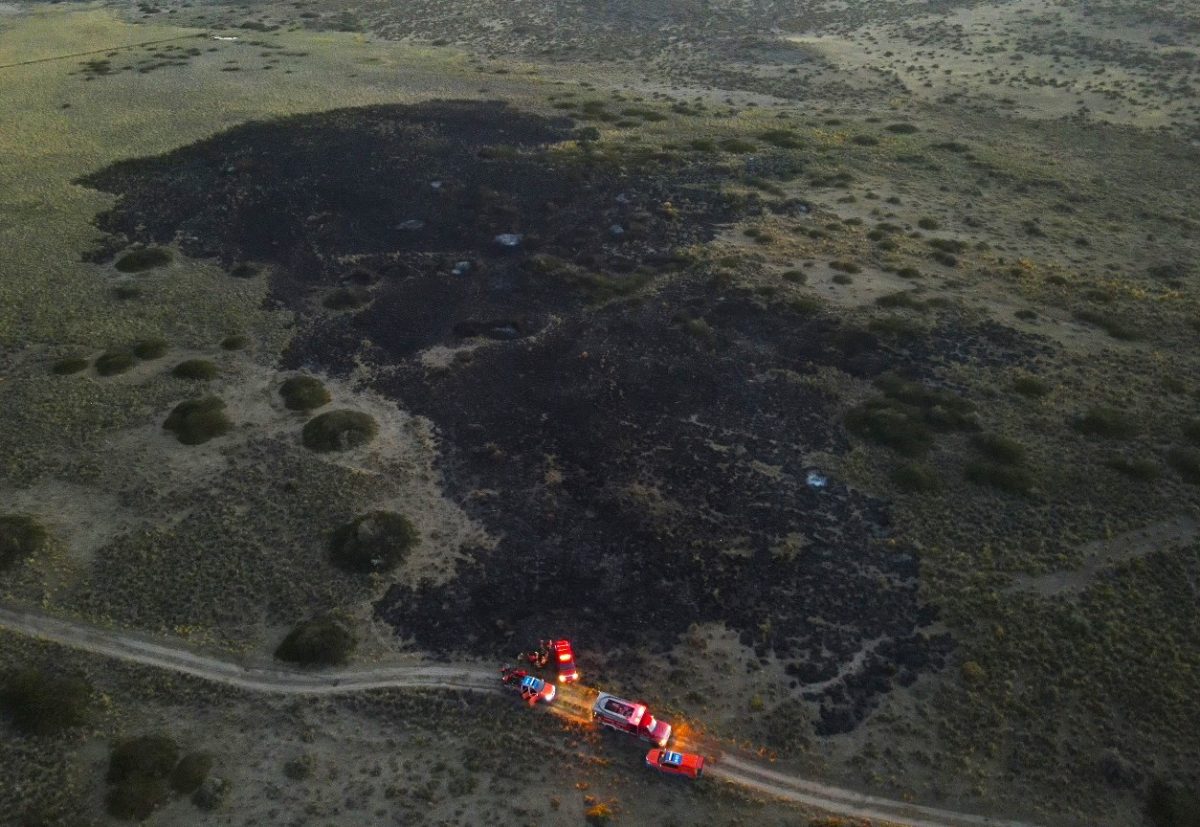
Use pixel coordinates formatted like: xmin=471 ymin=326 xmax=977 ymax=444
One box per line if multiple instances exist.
xmin=559 ymin=653 xmax=571 ymax=662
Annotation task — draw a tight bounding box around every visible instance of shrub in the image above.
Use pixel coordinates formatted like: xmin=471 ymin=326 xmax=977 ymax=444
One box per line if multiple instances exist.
xmin=170 ymin=752 xmax=213 ymax=794
xmin=1147 ymin=780 xmax=1200 ymax=827
xmin=1013 ymin=376 xmax=1050 ymax=398
xmin=275 ymin=617 xmax=356 ymax=666
xmin=280 ymin=376 xmax=331 ymax=411
xmin=781 ymin=269 xmax=807 ymax=284
xmin=846 ymin=401 xmax=934 ymax=457
xmin=228 ymin=262 xmax=260 ymax=278
xmin=829 ymin=260 xmax=861 ymax=274
xmin=51 ymin=357 xmax=89 ymax=375
xmin=114 ymin=247 xmax=172 ymax=272
xmin=220 ymin=334 xmax=249 ymax=351
xmin=896 ymin=267 xmax=922 ymax=279
xmin=1104 ymin=455 xmax=1160 ymax=480
xmin=0 ymin=668 xmax=90 ymax=734
xmin=132 ymin=339 xmax=168 ymax=360
xmin=1073 ymin=407 xmax=1137 ymax=439
xmin=917 ymin=217 xmax=940 ymax=230
xmin=108 ymin=735 xmax=180 ymax=784
xmin=831 ymin=273 xmax=853 ymax=285
xmin=965 ymin=461 xmax=1033 ymax=494
xmin=885 ymin=123 xmax=919 ymax=134
xmin=1168 ymin=447 xmax=1200 ymax=484
xmin=851 ymin=134 xmax=879 ymax=146
xmin=972 ymin=433 xmax=1026 ymax=465
xmin=302 ymin=410 xmax=377 ymax=452
xmin=689 ymin=138 xmax=717 ymax=152
xmin=876 ymin=291 xmax=924 ymax=310
xmin=1074 ymin=309 xmax=1139 ymax=341
xmin=719 ymin=138 xmax=757 ymax=153
xmin=112 ymin=283 xmax=143 ymax=301
xmin=0 ymin=515 xmax=48 ymax=571
xmin=163 ymin=397 xmax=232 ymax=445
xmin=757 ymin=129 xmax=801 ymax=148
xmin=95 ymin=350 xmax=135 ymax=376
xmin=891 ymin=463 xmax=941 ymax=492
xmin=341 ymin=268 xmax=378 ymax=286
xmin=330 ymin=512 xmax=418 ymax=574
xmin=322 ymin=286 xmax=370 ymax=310
xmin=106 ymin=774 xmax=171 ymax=821
xmin=171 ymin=359 xmax=217 ymax=381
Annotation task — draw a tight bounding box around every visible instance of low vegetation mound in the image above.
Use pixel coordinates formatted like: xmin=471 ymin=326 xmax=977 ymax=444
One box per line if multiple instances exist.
xmin=0 ymin=514 xmax=48 ymax=571
xmin=95 ymin=349 xmax=136 ymax=376
xmin=171 ymin=359 xmax=218 ymax=381
xmin=891 ymin=462 xmax=941 ymax=493
xmin=170 ymin=752 xmax=214 ymax=795
xmin=114 ymin=247 xmax=172 ymax=272
xmin=106 ymin=734 xmax=180 ymax=821
xmin=132 ymin=338 xmax=168 ymax=360
xmin=0 ymin=668 xmax=91 ymax=735
xmin=280 ymin=376 xmax=331 ymax=411
xmin=220 ymin=334 xmax=249 ymax=351
xmin=163 ymin=397 xmax=232 ymax=445
xmin=228 ymin=262 xmax=260 ymax=278
xmin=1168 ymin=447 xmax=1200 ymax=484
xmin=274 ymin=617 xmax=356 ymax=666
xmin=845 ymin=375 xmax=977 ymax=457
xmin=322 ymin=286 xmax=371 ymax=310
xmin=301 ymin=410 xmax=377 ymax=452
xmin=330 ymin=511 xmax=417 ymax=574
xmin=1073 ymin=406 xmax=1138 ymax=439
xmin=51 ymin=357 xmax=89 ymax=375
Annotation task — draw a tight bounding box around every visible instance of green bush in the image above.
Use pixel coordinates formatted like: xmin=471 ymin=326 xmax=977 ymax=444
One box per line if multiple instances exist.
xmin=50 ymin=357 xmax=89 ymax=375
xmin=781 ymin=269 xmax=807 ymax=284
xmin=132 ymin=339 xmax=168 ymax=360
xmin=0 ymin=668 xmax=90 ymax=734
xmin=275 ymin=617 xmax=356 ymax=667
xmin=95 ymin=350 xmax=136 ymax=376
xmin=322 ymin=286 xmax=371 ymax=310
xmin=851 ymin=134 xmax=879 ymax=146
xmin=280 ymin=376 xmax=331 ymax=411
xmin=965 ymin=460 xmax=1033 ymax=495
xmin=170 ymin=752 xmax=214 ymax=794
xmin=220 ymin=334 xmax=250 ymax=351
xmin=112 ymin=283 xmax=143 ymax=301
xmin=896 ymin=267 xmax=922 ymax=279
xmin=1168 ymin=447 xmax=1200 ymax=484
xmin=0 ymin=515 xmax=48 ymax=571
xmin=830 ymin=260 xmax=861 ymax=274
xmin=917 ymin=217 xmax=940 ymax=230
xmin=885 ymin=123 xmax=919 ymax=134
xmin=114 ymin=247 xmax=172 ymax=272
xmin=228 ymin=262 xmax=260 ymax=278
xmin=171 ymin=359 xmax=217 ymax=381
xmin=757 ymin=129 xmax=801 ymax=148
xmin=163 ymin=397 xmax=232 ymax=445
xmin=972 ymin=433 xmax=1025 ymax=465
xmin=1104 ymin=455 xmax=1160 ymax=480
xmin=876 ymin=291 xmax=924 ymax=310
xmin=302 ymin=410 xmax=377 ymax=452
xmin=1073 ymin=407 xmax=1137 ymax=439
xmin=1146 ymin=780 xmax=1200 ymax=827
xmin=846 ymin=400 xmax=934 ymax=457
xmin=108 ymin=735 xmax=180 ymax=785
xmin=1074 ymin=309 xmax=1139 ymax=341
xmin=891 ymin=462 xmax=941 ymax=492
xmin=1013 ymin=376 xmax=1050 ymax=398
xmin=106 ymin=775 xmax=171 ymax=821
xmin=719 ymin=138 xmax=757 ymax=153
xmin=330 ymin=512 xmax=418 ymax=574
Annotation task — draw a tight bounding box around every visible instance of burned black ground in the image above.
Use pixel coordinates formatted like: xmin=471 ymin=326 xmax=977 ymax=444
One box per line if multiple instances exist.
xmin=74 ymin=100 xmax=1056 ymax=734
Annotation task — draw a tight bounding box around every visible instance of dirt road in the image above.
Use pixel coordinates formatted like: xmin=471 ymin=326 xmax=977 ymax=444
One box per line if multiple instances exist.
xmin=0 ymin=602 xmax=1041 ymax=827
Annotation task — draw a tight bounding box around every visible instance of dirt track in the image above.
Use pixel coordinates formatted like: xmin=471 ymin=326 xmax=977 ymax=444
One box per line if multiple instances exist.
xmin=0 ymin=602 xmax=1041 ymax=827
